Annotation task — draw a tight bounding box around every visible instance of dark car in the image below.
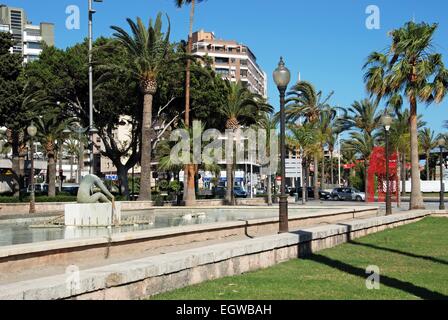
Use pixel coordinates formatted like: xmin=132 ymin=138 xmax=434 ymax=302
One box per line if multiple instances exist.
xmin=61 ymin=184 xmax=79 ymax=196
xmin=289 ymin=187 xmax=331 ymax=200
xmin=213 ymin=186 xmax=248 ymax=198
xmin=331 ymin=187 xmax=365 ymax=201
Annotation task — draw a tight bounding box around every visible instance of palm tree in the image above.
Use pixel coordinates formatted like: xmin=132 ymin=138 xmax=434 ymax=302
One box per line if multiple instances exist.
xmin=286 ymin=81 xmax=334 ymax=198
xmin=63 ymin=137 xmax=80 ymax=182
xmin=219 ymin=81 xmax=272 ymax=205
xmin=365 ymin=21 xmax=448 ymax=209
xmin=419 ymin=128 xmax=437 ymax=181
xmin=253 ymin=112 xmax=277 ymax=206
xmin=35 ymin=112 xmax=72 ymax=197
xmin=175 ymin=0 xmax=205 ymax=206
xmin=343 ymin=99 xmax=381 ymax=136
xmin=288 ymin=123 xmax=321 ymax=203
xmin=344 ymin=131 xmax=377 ymax=196
xmin=111 ymin=13 xmax=171 ymax=201
xmin=285 ymin=81 xmax=334 ymax=123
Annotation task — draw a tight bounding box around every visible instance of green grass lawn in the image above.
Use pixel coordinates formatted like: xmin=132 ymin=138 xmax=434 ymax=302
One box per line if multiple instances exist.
xmin=152 ymin=217 xmax=448 ymax=300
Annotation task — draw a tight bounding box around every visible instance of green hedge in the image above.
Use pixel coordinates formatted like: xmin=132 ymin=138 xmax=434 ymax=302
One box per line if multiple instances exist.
xmin=0 ymin=195 xmax=77 ymax=203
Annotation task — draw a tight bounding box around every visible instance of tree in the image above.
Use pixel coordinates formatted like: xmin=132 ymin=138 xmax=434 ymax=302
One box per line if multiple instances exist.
xmin=288 ymin=123 xmax=321 ymax=203
xmin=34 ymin=107 xmax=72 ymax=196
xmin=253 ymin=112 xmax=277 ymax=206
xmin=111 ymin=13 xmax=171 ymax=201
xmin=219 ymin=81 xmax=272 ymax=205
xmin=175 ymin=0 xmax=205 ymax=205
xmin=286 ymin=81 xmax=334 ymax=198
xmin=419 ymin=127 xmax=437 ymax=180
xmin=365 ymin=21 xmax=448 ymax=209
xmin=344 ymin=131 xmax=377 ymax=194
xmin=0 ymin=32 xmax=27 ymax=195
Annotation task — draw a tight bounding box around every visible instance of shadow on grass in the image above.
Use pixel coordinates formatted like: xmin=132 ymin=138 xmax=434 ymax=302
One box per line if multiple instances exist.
xmin=348 ymin=241 xmax=448 ymax=266
xmin=337 ymin=223 xmax=448 ymax=266
xmin=292 ymin=229 xmax=448 ymax=300
xmin=305 ymin=254 xmax=447 ymax=300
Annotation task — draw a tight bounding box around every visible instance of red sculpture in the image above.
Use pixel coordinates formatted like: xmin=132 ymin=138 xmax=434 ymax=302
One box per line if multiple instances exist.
xmin=367 ymin=146 xmax=399 ymax=203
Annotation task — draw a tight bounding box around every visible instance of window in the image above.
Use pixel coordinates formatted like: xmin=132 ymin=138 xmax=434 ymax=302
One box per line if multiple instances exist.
xmin=27 ymin=55 xmax=39 ymax=62
xmin=215 ymin=68 xmax=229 ymax=76
xmin=27 ymin=42 xmax=42 ymax=50
xmin=240 ymin=70 xmax=248 ymax=77
xmin=26 ymin=29 xmax=41 ymax=37
xmin=215 ymin=57 xmax=229 ymax=64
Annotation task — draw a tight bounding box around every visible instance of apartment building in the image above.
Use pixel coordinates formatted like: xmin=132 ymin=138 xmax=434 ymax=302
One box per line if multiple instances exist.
xmin=0 ymin=4 xmax=54 ymax=62
xmin=192 ymin=30 xmax=268 ymax=98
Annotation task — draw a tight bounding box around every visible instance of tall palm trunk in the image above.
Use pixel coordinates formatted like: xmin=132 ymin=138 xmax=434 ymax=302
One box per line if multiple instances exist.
xmin=302 ymin=157 xmax=307 ymax=204
xmin=267 ymin=173 xmax=272 ymax=206
xmin=364 ymin=161 xmax=369 ymax=202
xmin=330 ymin=150 xmax=334 ymax=185
xmin=313 ymin=154 xmax=319 ymax=199
xmin=409 ymin=95 xmax=425 ymax=209
xmin=397 ymin=150 xmax=401 ymax=208
xmin=401 ymin=153 xmax=406 ymax=197
xmin=320 ymin=149 xmax=325 ymax=189
xmin=183 ymin=0 xmax=196 ymax=206
xmin=70 ymin=155 xmax=74 ymax=182
xmin=47 ymin=153 xmax=56 ymax=197
xmin=426 ymin=152 xmax=430 ymax=181
xmin=225 ymin=163 xmax=232 ymax=204
xmin=139 ymin=84 xmax=155 ymax=201
xmin=305 ymin=158 xmax=310 ymax=202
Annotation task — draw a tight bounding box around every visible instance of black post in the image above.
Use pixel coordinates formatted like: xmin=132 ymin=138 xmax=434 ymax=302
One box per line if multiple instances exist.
xmin=440 ymin=146 xmax=445 ymax=210
xmin=385 ymin=129 xmax=392 ymax=215
xmin=29 ymin=138 xmax=35 ymax=214
xmin=279 ymin=87 xmax=288 ymax=233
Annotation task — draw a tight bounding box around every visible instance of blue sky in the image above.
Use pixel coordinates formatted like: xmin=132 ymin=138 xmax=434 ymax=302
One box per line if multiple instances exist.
xmin=4 ymin=0 xmax=448 ymax=134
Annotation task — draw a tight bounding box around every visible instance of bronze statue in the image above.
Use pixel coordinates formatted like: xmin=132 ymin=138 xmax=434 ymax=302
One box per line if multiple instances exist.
xmin=77 ymin=174 xmax=115 ymax=203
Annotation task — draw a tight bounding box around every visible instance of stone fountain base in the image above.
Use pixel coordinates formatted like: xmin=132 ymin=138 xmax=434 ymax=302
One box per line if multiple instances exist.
xmin=64 ymin=203 xmax=121 ymax=227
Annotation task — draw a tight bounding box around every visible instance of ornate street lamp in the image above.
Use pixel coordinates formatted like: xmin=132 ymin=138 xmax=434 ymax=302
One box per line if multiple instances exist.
xmin=273 ymin=57 xmax=291 ymax=233
xmin=27 ymin=122 xmax=37 ymax=214
xmin=381 ymin=114 xmax=393 ymax=215
xmin=438 ymin=138 xmax=446 ymax=210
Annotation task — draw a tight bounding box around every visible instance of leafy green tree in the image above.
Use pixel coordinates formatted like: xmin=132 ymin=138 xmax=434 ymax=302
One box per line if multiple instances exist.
xmin=0 ymin=32 xmax=27 ymax=195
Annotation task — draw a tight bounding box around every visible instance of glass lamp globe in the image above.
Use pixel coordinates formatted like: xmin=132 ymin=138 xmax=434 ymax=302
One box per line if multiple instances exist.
xmin=273 ymin=57 xmax=291 ymax=89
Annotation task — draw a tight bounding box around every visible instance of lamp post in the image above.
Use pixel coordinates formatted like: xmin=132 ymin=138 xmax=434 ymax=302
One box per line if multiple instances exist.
xmin=382 ymin=114 xmax=393 ymax=215
xmin=88 ymin=0 xmax=102 ymax=174
xmin=438 ymin=138 xmax=446 ymax=210
xmin=27 ymin=122 xmax=37 ymax=214
xmin=273 ymin=57 xmax=291 ymax=233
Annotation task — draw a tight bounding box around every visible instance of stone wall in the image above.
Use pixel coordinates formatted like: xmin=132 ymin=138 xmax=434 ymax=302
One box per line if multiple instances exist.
xmin=0 ymin=210 xmax=437 ymax=300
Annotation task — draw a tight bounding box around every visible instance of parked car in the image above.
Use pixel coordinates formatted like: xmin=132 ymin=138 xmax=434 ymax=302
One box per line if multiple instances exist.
xmin=61 ymin=184 xmax=79 ymax=196
xmin=23 ymin=183 xmax=49 ymax=196
xmin=233 ymin=186 xmax=248 ymax=198
xmin=289 ymin=187 xmax=331 ymax=200
xmin=331 ymin=187 xmax=365 ymax=201
xmin=213 ymin=186 xmax=248 ymax=198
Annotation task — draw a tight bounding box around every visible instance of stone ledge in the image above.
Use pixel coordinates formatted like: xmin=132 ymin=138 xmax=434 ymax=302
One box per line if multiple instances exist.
xmin=0 ymin=207 xmax=378 ymax=259
xmin=0 ymin=209 xmax=430 ymax=300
